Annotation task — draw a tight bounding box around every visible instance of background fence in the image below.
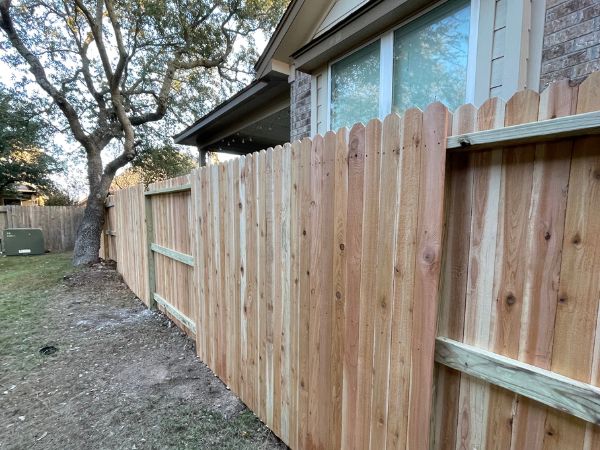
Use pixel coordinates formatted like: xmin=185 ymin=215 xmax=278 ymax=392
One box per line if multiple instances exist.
xmin=101 ymin=72 xmax=600 ymax=450
xmin=0 ymin=205 xmax=84 ymax=252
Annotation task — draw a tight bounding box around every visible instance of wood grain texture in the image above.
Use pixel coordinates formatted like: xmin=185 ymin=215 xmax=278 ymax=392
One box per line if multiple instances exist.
xmin=331 ymin=129 xmax=348 ymax=450
xmin=510 ymin=80 xmax=576 ymax=450
xmin=341 ymin=124 xmax=365 ymax=450
xmin=436 ymin=337 xmax=600 ymax=425
xmin=103 ymin=72 xmax=600 ymax=450
xmin=455 ymin=96 xmax=505 ymax=450
xmin=433 ymin=103 xmax=476 ymax=450
xmin=296 ymin=138 xmax=312 ymax=450
xmin=386 ymin=108 xmax=422 ymax=450
xmin=407 ymin=102 xmax=449 ymax=450
xmin=355 ymin=118 xmax=382 ymax=450
xmin=545 ymin=73 xmax=600 ymax=450
xmin=485 ymin=89 xmax=539 ymax=450
xmin=369 ymin=114 xmax=401 ymax=450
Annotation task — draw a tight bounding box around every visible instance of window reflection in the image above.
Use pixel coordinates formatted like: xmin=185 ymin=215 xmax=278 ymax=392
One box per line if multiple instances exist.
xmin=330 ymin=41 xmax=381 ymax=131
xmin=392 ymin=2 xmax=471 ymax=113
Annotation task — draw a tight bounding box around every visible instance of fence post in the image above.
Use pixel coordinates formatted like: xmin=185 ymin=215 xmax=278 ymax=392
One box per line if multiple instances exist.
xmin=145 ymin=193 xmax=157 ymax=309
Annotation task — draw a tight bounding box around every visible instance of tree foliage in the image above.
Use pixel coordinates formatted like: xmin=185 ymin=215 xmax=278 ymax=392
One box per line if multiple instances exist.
xmin=44 ymin=187 xmax=76 ymax=205
xmin=0 ymin=0 xmax=287 ymax=264
xmin=131 ymin=144 xmax=197 ymax=186
xmin=0 ymin=88 xmax=60 ymax=194
xmin=111 ymin=144 xmax=197 ymax=189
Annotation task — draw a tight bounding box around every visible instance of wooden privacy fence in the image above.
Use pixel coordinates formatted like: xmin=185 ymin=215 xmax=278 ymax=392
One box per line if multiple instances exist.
xmin=102 ymin=72 xmax=600 ymax=450
xmin=0 ymin=205 xmax=84 ymax=252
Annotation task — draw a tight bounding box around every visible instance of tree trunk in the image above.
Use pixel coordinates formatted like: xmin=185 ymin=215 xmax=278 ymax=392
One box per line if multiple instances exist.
xmin=72 ymin=185 xmax=106 ymax=266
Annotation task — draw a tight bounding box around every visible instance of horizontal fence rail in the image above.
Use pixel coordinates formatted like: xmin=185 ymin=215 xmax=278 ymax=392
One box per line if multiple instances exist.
xmin=435 ymin=337 xmax=600 ymax=425
xmin=101 ymin=72 xmax=600 ymax=450
xmin=446 ymin=108 xmax=600 ymax=151
xmin=150 ymin=243 xmax=194 ymax=267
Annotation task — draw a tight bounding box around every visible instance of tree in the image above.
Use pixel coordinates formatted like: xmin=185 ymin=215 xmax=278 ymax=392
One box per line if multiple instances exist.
xmin=131 ymin=144 xmax=197 ymax=186
xmin=0 ymin=88 xmax=61 ymax=195
xmin=44 ymin=187 xmax=76 ymax=205
xmin=0 ymin=0 xmax=287 ymax=265
xmin=111 ymin=144 xmax=197 ymax=190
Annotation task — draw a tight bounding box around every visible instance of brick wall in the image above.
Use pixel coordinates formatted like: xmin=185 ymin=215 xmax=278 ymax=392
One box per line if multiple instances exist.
xmin=541 ymin=0 xmax=600 ymax=88
xmin=290 ymin=70 xmax=311 ymax=142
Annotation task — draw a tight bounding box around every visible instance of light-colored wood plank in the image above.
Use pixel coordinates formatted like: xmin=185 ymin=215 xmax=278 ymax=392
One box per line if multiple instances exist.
xmin=265 ymin=148 xmax=275 ymax=428
xmin=195 ymin=167 xmax=210 ymax=363
xmin=245 ymin=153 xmax=258 ymax=414
xmin=217 ymin=164 xmax=227 ymax=379
xmin=233 ymin=156 xmax=248 ymax=399
xmin=307 ymin=134 xmax=325 ymax=449
xmin=407 ymin=102 xmax=450 ymax=450
xmin=144 ymin=184 xmax=192 ymax=196
xmin=288 ymin=141 xmax=301 ymax=449
xmin=581 ymin=70 xmax=600 ymax=450
xmin=369 ymin=114 xmax=401 ymax=450
xmin=272 ymin=146 xmax=283 ymax=437
xmin=153 ymin=293 xmax=196 ymax=334
xmin=150 ymin=243 xmax=194 ymax=266
xmin=279 ymin=144 xmax=292 ymax=442
xmin=257 ymin=150 xmax=268 ymax=421
xmin=485 ymin=89 xmax=539 ymax=450
xmin=330 ymin=128 xmax=348 ymax=450
xmin=545 ymin=73 xmax=600 ymax=450
xmin=320 ymin=131 xmax=335 ymax=450
xmin=355 ymin=118 xmax=382 ymax=450
xmin=341 ymin=123 xmax=365 ymax=450
xmin=208 ymin=164 xmax=220 ymax=371
xmin=386 ymin=108 xmax=422 ymax=450
xmin=145 ymin=194 xmax=157 ymax=309
xmin=455 ymin=96 xmax=505 ymax=450
xmin=297 ymin=137 xmax=312 ymax=450
xmin=446 ymin=110 xmax=600 ymax=151
xmin=432 ymin=103 xmax=476 ymax=450
xmin=510 ymin=80 xmax=576 ymax=450
xmin=436 ymin=337 xmax=600 ymax=425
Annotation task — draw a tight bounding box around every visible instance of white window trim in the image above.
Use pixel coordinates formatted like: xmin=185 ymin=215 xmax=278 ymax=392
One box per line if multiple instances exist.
xmin=324 ymin=0 xmax=480 ymax=132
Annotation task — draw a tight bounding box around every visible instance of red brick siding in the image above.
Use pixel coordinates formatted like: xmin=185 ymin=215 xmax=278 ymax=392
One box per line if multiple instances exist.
xmin=541 ymin=0 xmax=600 ymax=88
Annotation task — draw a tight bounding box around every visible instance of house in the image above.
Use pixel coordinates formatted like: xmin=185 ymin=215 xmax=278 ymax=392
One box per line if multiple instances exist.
xmin=175 ymin=0 xmax=600 ymax=158
xmin=0 ymin=183 xmax=42 ymax=206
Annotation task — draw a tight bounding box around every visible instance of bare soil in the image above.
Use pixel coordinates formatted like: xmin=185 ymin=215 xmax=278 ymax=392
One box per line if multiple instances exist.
xmin=0 ymin=254 xmax=286 ymax=450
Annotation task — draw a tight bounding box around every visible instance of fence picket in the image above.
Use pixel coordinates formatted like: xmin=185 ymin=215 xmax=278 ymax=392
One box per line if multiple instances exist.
xmin=356 ymin=119 xmax=382 ymax=450
xmin=370 ymin=114 xmax=402 ymax=450
xmin=510 ymin=80 xmax=576 ymax=450
xmin=455 ymin=97 xmax=504 ymax=450
xmin=432 ymin=103 xmax=476 ymax=450
xmin=341 ymin=123 xmax=365 ymax=450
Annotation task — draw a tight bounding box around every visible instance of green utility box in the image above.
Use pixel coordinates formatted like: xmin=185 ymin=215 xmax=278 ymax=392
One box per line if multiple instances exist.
xmin=2 ymin=228 xmax=45 ymax=256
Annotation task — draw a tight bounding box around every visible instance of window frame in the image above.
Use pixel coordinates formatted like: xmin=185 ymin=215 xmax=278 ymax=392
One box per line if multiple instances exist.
xmin=326 ymin=0 xmax=478 ymax=132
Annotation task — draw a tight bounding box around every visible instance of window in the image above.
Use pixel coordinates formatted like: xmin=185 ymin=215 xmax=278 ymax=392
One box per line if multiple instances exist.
xmin=328 ymin=0 xmax=471 ymax=130
xmin=330 ymin=41 xmax=381 ymax=131
xmin=392 ymin=2 xmax=471 ymax=113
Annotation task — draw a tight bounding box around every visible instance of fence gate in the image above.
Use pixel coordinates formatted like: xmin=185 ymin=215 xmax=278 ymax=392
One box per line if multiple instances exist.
xmin=144 ymin=175 xmax=197 ymax=336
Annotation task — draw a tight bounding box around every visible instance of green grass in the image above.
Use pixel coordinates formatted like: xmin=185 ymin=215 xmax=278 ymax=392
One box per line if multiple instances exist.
xmin=155 ymin=406 xmax=274 ymax=449
xmin=0 ymin=253 xmax=74 ymax=369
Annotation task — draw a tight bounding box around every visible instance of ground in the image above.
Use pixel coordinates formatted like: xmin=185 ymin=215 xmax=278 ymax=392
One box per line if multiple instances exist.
xmin=0 ymin=253 xmax=286 ymax=450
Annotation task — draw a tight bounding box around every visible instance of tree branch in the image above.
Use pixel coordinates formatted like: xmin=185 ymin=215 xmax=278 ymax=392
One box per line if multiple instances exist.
xmin=0 ymin=0 xmax=93 ymax=151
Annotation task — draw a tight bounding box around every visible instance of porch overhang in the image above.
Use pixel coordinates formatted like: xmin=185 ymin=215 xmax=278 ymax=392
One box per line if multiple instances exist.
xmin=173 ymin=71 xmax=290 ymax=151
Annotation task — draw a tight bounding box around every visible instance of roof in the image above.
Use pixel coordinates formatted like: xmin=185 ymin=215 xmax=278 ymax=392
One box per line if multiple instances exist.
xmin=254 ymin=0 xmax=337 ymax=78
xmin=173 ymin=71 xmax=289 ymax=147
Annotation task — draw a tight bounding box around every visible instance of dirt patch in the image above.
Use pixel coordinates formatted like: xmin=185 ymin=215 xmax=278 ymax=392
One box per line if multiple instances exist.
xmin=0 ymin=255 xmax=286 ymax=449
